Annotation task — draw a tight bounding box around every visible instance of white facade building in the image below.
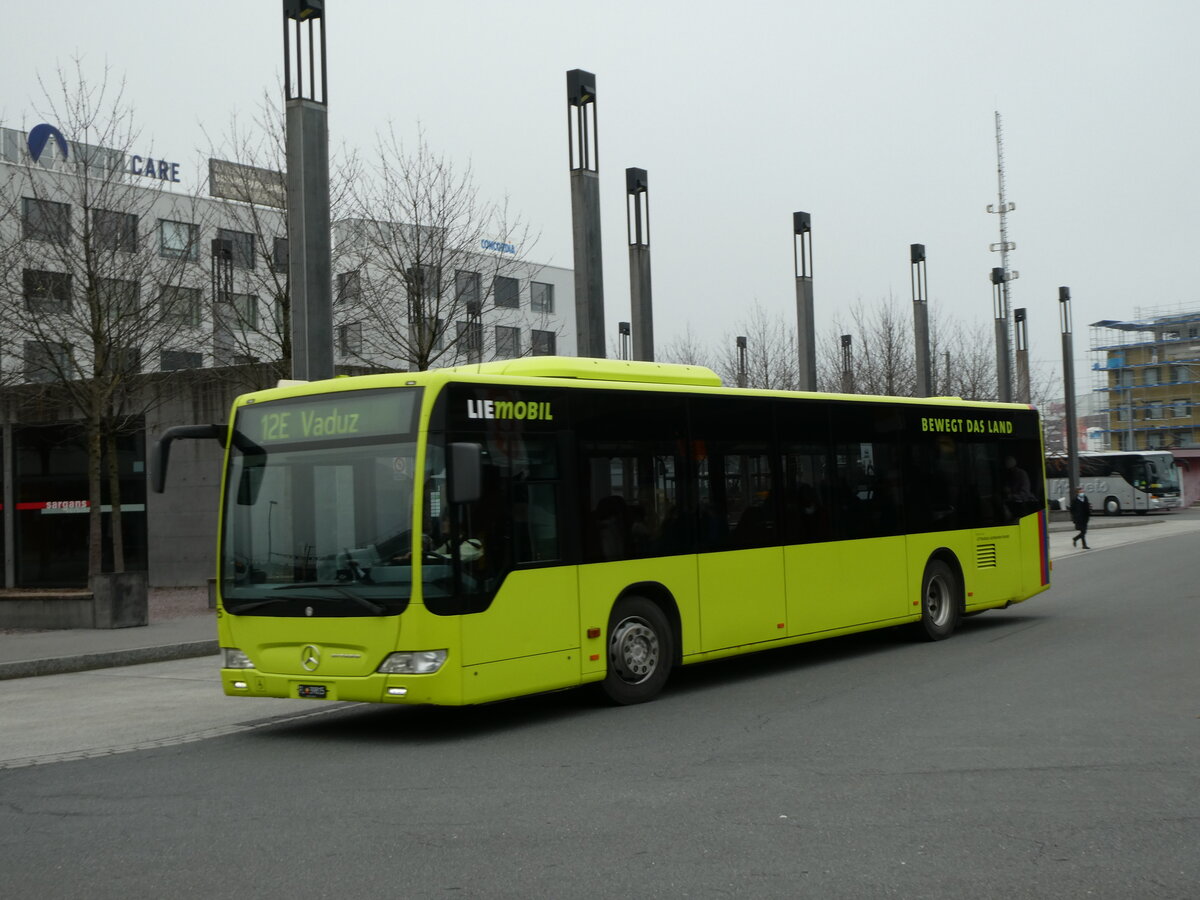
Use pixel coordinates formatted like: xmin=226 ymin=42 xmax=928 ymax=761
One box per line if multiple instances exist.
xmin=1 ymin=124 xmax=576 ymax=382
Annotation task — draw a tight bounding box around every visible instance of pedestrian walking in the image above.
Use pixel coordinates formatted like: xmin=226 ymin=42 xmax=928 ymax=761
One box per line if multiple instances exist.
xmin=1071 ymin=486 xmax=1091 ymax=549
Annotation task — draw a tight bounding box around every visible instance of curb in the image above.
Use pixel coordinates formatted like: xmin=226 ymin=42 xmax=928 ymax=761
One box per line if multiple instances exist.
xmin=0 ymin=640 xmax=219 ymax=681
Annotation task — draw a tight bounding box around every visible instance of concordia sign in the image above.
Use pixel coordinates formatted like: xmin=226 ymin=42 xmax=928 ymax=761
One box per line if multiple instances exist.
xmin=480 ymin=239 xmax=517 ymax=254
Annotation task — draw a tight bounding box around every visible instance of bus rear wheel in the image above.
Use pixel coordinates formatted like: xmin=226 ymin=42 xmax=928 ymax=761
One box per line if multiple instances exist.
xmin=915 ymin=559 xmax=961 ymax=642
xmin=1104 ymin=496 xmax=1121 ymax=516
xmin=602 ymin=596 xmax=673 ymax=705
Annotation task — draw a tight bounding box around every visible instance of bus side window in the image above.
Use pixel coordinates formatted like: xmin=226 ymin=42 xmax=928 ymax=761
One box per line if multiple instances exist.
xmin=782 ymin=447 xmax=832 ymax=544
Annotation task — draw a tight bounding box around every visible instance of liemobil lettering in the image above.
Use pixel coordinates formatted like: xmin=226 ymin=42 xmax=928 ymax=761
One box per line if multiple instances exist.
xmin=466 ymin=399 xmax=554 ymax=421
xmin=921 ymin=417 xmax=1013 ymax=434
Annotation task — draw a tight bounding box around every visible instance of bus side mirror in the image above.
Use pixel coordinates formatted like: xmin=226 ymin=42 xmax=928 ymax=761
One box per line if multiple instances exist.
xmin=448 ymin=442 xmax=482 ymax=504
xmin=151 ymin=424 xmax=228 ymax=493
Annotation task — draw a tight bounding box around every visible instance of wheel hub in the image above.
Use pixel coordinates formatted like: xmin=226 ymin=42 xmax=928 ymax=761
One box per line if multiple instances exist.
xmin=610 ymin=618 xmax=659 ymax=683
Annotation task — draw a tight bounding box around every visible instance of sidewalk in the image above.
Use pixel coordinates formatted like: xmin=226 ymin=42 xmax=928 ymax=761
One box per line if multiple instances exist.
xmin=0 ymin=512 xmax=1188 ymax=682
xmin=0 ymin=588 xmax=217 ymax=681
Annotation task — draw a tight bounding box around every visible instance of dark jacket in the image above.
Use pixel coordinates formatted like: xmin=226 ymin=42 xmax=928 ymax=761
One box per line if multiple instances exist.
xmin=1070 ymin=493 xmax=1091 ymax=529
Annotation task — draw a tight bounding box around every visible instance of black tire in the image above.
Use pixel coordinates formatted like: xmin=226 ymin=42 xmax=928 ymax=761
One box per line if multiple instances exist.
xmin=1104 ymin=496 xmax=1121 ymax=517
xmin=601 ymin=596 xmax=674 ymax=705
xmin=914 ymin=558 xmax=961 ymax=642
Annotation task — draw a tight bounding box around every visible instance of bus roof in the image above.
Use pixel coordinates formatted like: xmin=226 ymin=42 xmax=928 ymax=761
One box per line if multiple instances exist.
xmin=437 ymin=356 xmax=723 ymax=387
xmin=237 ymin=357 xmax=1033 ymax=412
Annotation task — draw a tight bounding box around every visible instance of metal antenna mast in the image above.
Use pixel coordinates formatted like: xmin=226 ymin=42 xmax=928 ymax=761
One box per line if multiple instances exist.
xmin=987 ymin=111 xmax=1018 ymax=401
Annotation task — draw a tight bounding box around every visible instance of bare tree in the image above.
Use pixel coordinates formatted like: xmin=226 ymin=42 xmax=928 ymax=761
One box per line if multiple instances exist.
xmin=814 ymin=297 xmax=1003 ymax=401
xmin=930 ymin=317 xmax=998 ymax=400
xmin=818 ymin=298 xmax=916 ymax=396
xmin=657 ymin=324 xmax=718 ymax=370
xmin=0 ymin=63 xmax=206 ymax=575
xmin=201 ymin=90 xmax=361 ymax=384
xmin=341 ymin=129 xmax=549 ymax=371
xmin=712 ymin=302 xmax=799 ymax=389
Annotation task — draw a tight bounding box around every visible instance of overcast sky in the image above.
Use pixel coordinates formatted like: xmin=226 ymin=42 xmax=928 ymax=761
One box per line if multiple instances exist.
xmin=4 ymin=0 xmax=1197 ymax=390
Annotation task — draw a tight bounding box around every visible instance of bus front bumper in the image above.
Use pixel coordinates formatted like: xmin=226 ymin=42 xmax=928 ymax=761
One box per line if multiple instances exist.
xmin=221 ymin=667 xmax=462 ymax=705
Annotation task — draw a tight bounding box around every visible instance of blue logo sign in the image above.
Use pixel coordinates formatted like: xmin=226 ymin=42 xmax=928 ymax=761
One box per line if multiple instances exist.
xmin=27 ymin=124 xmax=68 ymax=164
xmin=481 ymin=239 xmax=516 ymax=254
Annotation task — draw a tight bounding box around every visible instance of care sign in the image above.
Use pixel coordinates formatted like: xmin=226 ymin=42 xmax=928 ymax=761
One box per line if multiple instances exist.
xmin=237 ymin=389 xmax=420 ymax=446
xmin=128 ymin=154 xmax=181 ymax=183
xmin=26 ymin=123 xmax=182 ymax=182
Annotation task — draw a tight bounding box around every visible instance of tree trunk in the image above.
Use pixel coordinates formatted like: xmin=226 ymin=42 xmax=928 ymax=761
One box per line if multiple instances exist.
xmin=105 ymin=426 xmax=125 ymax=574
xmin=86 ymin=415 xmax=104 ymax=577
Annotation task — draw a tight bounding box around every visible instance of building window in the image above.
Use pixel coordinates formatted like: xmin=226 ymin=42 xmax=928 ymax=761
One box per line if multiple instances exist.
xmin=338 ymin=322 xmax=363 ymax=356
xmin=272 ymin=237 xmax=289 ymax=274
xmin=23 ymin=340 xmax=71 ymax=382
xmin=337 ymin=271 xmax=361 ymax=303
xmin=456 ymin=270 xmax=481 ymax=308
xmin=495 ymin=325 xmax=521 ymax=359
xmin=1146 ymin=402 xmax=1163 ymax=420
xmin=1174 ymin=365 xmax=1192 ymax=383
xmin=532 ymin=329 xmax=556 ymax=356
xmin=217 ymin=228 xmax=256 ymax=269
xmin=93 ymin=209 xmax=138 ymax=252
xmin=405 ymin=265 xmax=441 ymax=303
xmin=96 ymin=278 xmax=140 ymax=319
xmin=161 ymin=349 xmax=203 ymax=371
xmin=1173 ymin=398 xmax=1190 ymax=418
xmin=531 ymin=281 xmax=554 ymax=314
xmin=23 ymin=269 xmax=72 ymax=314
xmin=1143 ymin=367 xmax=1160 ymax=385
xmin=161 ymin=285 xmax=202 ymax=327
xmin=23 ymin=197 xmax=70 ymax=244
xmin=456 ymin=320 xmax=483 ymax=358
xmin=222 ymin=293 xmax=258 ymax=330
xmin=102 ymin=346 xmax=142 ymax=375
xmin=160 ymin=220 xmax=199 ymax=261
xmin=1147 ymin=432 xmax=1164 ymax=449
xmin=494 ymin=275 xmax=519 ymax=309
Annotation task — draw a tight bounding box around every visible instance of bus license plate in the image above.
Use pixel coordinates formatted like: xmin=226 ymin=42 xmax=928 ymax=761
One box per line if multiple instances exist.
xmin=298 ymin=684 xmax=327 ymax=699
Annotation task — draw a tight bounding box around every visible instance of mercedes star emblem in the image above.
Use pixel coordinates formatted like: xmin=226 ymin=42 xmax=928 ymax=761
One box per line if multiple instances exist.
xmin=300 ymin=644 xmax=320 ymax=672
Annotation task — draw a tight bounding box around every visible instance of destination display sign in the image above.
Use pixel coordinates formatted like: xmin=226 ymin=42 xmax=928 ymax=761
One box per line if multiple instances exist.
xmin=236 ymin=389 xmax=419 ymax=445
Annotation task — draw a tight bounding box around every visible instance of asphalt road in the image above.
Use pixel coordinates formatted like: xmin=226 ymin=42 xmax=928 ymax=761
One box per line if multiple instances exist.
xmin=1 ymin=519 xmax=1197 ymax=899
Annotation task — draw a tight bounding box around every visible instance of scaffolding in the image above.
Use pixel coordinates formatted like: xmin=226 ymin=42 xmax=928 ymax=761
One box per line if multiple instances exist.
xmin=1090 ymin=305 xmax=1200 ymax=450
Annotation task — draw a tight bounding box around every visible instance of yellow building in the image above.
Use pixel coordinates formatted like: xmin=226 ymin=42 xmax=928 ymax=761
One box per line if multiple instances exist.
xmin=1092 ymin=311 xmax=1200 ymax=451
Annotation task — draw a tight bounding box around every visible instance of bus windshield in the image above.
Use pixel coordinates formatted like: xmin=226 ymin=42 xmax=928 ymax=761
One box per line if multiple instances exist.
xmin=220 ymin=388 xmax=422 ymax=616
xmin=1145 ymin=456 xmax=1181 ymax=492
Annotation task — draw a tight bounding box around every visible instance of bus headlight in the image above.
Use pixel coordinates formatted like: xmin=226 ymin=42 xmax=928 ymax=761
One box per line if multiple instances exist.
xmin=222 ymin=648 xmax=255 ymax=669
xmin=377 ymin=650 xmax=448 ymax=674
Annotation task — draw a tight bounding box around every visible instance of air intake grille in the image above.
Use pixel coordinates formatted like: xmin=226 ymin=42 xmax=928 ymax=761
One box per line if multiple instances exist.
xmin=976 ymin=544 xmax=997 ymax=568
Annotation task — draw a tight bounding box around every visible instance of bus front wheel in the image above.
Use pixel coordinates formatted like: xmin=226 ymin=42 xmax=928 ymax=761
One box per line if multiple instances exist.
xmin=602 ymin=596 xmax=673 ymax=705
xmin=1104 ymin=497 xmax=1121 ymax=516
xmin=915 ymin=559 xmax=961 ymax=642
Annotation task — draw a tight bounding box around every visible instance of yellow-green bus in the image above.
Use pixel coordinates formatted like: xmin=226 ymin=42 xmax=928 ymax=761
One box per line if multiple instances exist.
xmin=153 ymin=357 xmax=1050 ymax=706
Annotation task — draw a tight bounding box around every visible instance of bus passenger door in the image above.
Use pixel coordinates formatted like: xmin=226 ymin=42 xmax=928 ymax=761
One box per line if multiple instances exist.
xmin=692 ymin=430 xmax=786 ymax=651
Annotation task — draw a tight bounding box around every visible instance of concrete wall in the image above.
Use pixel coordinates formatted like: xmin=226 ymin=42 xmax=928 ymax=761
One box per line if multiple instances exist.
xmin=144 ymin=369 xmax=269 ymax=587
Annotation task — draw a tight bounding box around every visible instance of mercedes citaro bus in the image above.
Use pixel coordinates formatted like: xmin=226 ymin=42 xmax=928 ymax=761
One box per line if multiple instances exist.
xmin=153 ymin=358 xmax=1049 ymax=706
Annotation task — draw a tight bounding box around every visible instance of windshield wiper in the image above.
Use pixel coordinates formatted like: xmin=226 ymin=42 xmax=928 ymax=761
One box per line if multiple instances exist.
xmin=271 ymin=582 xmax=388 ymax=615
xmin=225 ymin=596 xmax=290 ymax=614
